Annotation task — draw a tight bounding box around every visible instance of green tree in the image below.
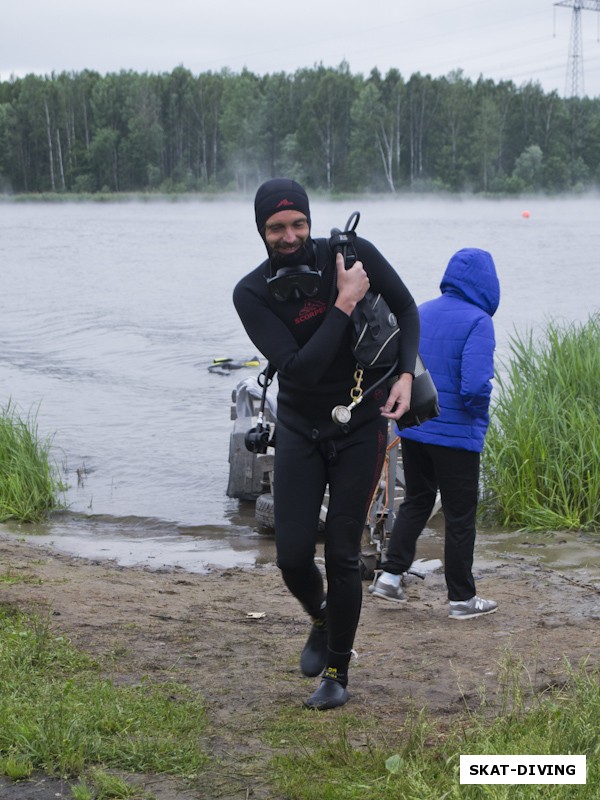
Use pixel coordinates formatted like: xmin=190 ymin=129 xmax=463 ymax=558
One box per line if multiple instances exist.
xmin=219 ymin=68 xmax=263 ymax=190
xmin=434 ymin=70 xmax=473 ymax=191
xmin=349 ymin=81 xmax=384 ymax=190
xmin=10 ymin=75 xmax=53 ymax=191
xmin=1 ymin=66 xmax=599 ymax=195
xmin=543 ymin=154 xmax=570 ymax=192
xmin=119 ymin=73 xmax=163 ymax=190
xmin=473 ymin=91 xmax=503 ymax=192
xmin=89 ymin=72 xmax=140 ymax=190
xmin=295 ymin=63 xmax=358 ymax=190
xmin=157 ymin=66 xmax=196 ymax=188
xmin=353 ymin=68 xmax=407 ymax=192
xmin=0 ymin=102 xmax=18 ymax=191
xmin=259 ymin=71 xmax=296 ymax=179
xmin=89 ymin=127 xmax=119 ymax=191
xmin=574 ymin=97 xmax=600 ymax=187
xmin=406 ymin=73 xmax=439 ymax=187
xmin=192 ymin=71 xmax=225 ymax=187
xmin=513 ymin=144 xmax=544 ymax=191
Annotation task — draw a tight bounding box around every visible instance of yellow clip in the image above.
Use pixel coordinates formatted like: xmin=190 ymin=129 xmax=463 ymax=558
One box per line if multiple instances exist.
xmin=350 ymin=367 xmax=364 ymax=402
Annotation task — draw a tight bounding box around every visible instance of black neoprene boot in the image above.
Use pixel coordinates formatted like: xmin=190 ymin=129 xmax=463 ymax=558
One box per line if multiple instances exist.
xmin=303 ymin=667 xmax=349 ymax=710
xmin=300 ymin=618 xmax=328 ymax=677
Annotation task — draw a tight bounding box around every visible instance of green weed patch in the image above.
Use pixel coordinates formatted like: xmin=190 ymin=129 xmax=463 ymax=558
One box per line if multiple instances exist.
xmin=0 ymin=607 xmax=209 ymax=796
xmin=267 ymin=663 xmax=599 ymax=799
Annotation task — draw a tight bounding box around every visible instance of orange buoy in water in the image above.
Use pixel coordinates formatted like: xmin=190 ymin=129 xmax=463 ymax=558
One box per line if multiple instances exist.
xmin=522 ymin=210 xmax=531 ymax=219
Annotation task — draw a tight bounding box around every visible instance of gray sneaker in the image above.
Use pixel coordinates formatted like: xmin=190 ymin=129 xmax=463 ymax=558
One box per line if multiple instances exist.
xmin=448 ymin=595 xmax=497 ymax=620
xmin=368 ymin=576 xmax=407 ymax=604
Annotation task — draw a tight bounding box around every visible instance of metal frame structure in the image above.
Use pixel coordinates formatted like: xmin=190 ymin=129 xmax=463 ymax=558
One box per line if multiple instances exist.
xmin=555 ymin=0 xmax=600 ymax=97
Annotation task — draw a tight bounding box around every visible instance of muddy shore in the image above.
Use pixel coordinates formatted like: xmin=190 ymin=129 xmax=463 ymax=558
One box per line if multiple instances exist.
xmin=1 ymin=531 xmax=599 ymax=799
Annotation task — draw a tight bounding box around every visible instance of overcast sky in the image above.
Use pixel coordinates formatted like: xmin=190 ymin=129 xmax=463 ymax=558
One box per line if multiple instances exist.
xmin=3 ymin=0 xmax=600 ymax=98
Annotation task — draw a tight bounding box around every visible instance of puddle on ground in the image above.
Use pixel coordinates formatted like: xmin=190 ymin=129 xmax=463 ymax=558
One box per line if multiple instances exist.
xmin=477 ymin=528 xmax=600 ymax=584
xmin=2 ymin=509 xmax=599 ymax=585
xmin=1 ymin=512 xmax=277 ymax=574
xmin=396 ymin=514 xmax=600 ymax=588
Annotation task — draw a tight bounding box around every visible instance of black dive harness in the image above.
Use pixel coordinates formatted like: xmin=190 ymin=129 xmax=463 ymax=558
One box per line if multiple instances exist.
xmin=245 ymin=213 xmax=439 ymax=452
xmin=328 ymin=211 xmax=400 ymax=425
xmin=246 ymin=214 xmax=398 ymax=452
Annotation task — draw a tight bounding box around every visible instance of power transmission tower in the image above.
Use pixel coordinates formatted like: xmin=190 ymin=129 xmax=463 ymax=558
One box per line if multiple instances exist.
xmin=554 ymin=0 xmax=600 ymax=97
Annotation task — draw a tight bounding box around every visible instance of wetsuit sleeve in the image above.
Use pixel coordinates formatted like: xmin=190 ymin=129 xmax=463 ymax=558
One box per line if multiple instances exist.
xmin=233 ymin=277 xmax=351 ymax=387
xmin=356 ymin=238 xmax=420 ymax=375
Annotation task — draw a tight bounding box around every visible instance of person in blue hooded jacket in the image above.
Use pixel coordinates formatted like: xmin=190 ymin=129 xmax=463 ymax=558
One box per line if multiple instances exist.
xmin=369 ymin=247 xmax=500 ymax=619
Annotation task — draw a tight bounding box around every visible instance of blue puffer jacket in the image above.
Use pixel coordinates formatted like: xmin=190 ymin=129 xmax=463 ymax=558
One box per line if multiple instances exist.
xmin=400 ymin=248 xmax=500 ymax=453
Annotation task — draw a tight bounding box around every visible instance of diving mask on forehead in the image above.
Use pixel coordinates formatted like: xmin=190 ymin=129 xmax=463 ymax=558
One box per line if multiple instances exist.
xmin=267 ymin=264 xmax=322 ymax=302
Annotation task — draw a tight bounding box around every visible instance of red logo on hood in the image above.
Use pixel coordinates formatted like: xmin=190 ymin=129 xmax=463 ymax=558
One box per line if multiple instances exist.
xmin=275 ymin=198 xmax=294 ymax=208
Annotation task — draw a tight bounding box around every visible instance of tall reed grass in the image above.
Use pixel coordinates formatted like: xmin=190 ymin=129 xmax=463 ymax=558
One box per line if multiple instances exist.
xmin=481 ymin=315 xmax=599 ymax=531
xmin=0 ymin=402 xmax=64 ymax=522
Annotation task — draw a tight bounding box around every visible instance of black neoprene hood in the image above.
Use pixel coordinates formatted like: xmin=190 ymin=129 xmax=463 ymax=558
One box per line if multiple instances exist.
xmin=254 ymin=178 xmax=311 ymax=237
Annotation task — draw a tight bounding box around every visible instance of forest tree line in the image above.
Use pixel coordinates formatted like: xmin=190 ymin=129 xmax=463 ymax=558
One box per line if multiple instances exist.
xmin=1 ymin=63 xmax=599 ymax=196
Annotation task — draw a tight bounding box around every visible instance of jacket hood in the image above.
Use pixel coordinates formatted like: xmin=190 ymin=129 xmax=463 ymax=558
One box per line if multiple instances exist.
xmin=440 ymin=248 xmax=500 ymax=316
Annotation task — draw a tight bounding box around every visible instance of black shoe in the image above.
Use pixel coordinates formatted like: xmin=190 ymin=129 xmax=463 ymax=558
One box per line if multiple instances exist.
xmin=300 ymin=620 xmax=328 ymax=677
xmin=304 ymin=670 xmax=349 ymax=710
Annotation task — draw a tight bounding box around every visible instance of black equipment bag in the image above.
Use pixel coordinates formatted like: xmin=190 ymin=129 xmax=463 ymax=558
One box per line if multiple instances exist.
xmin=351 ymin=291 xmax=401 ymax=369
xmin=329 ymin=211 xmax=440 ymax=429
xmin=329 ymin=212 xmax=401 ymax=370
xmin=396 ymin=353 xmax=440 ymax=429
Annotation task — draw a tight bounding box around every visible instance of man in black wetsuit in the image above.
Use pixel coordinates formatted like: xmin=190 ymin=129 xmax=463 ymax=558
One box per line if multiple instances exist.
xmin=233 ymin=178 xmax=420 ymax=709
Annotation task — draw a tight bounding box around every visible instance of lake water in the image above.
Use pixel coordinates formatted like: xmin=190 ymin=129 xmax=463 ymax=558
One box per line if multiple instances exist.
xmin=0 ymin=195 xmax=598 ymax=572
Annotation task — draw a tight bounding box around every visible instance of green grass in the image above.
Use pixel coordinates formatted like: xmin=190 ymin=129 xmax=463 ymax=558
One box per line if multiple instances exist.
xmin=0 ymin=567 xmax=37 ymax=585
xmin=266 ymin=660 xmax=599 ymax=799
xmin=481 ymin=315 xmax=600 ymax=531
xmin=0 ymin=401 xmax=65 ymax=522
xmin=1 ymin=605 xmax=596 ymax=799
xmin=0 ymin=606 xmax=209 ymax=798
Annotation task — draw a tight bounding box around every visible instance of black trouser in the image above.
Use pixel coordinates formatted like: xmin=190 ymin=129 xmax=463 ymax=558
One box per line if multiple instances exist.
xmin=273 ymin=416 xmax=387 ymax=656
xmin=381 ymin=438 xmax=480 ymax=601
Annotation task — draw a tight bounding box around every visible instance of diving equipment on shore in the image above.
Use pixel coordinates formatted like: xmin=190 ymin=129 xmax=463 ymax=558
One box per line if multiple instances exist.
xmin=331 ymin=354 xmax=439 ymax=428
xmin=331 ymin=360 xmax=400 ymax=425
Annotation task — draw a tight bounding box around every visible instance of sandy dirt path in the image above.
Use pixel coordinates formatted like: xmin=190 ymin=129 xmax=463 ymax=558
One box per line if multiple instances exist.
xmin=1 ymin=532 xmax=598 ymax=799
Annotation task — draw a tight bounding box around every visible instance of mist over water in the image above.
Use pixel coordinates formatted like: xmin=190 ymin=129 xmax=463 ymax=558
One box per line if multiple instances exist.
xmin=0 ymin=196 xmax=598 ymax=569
